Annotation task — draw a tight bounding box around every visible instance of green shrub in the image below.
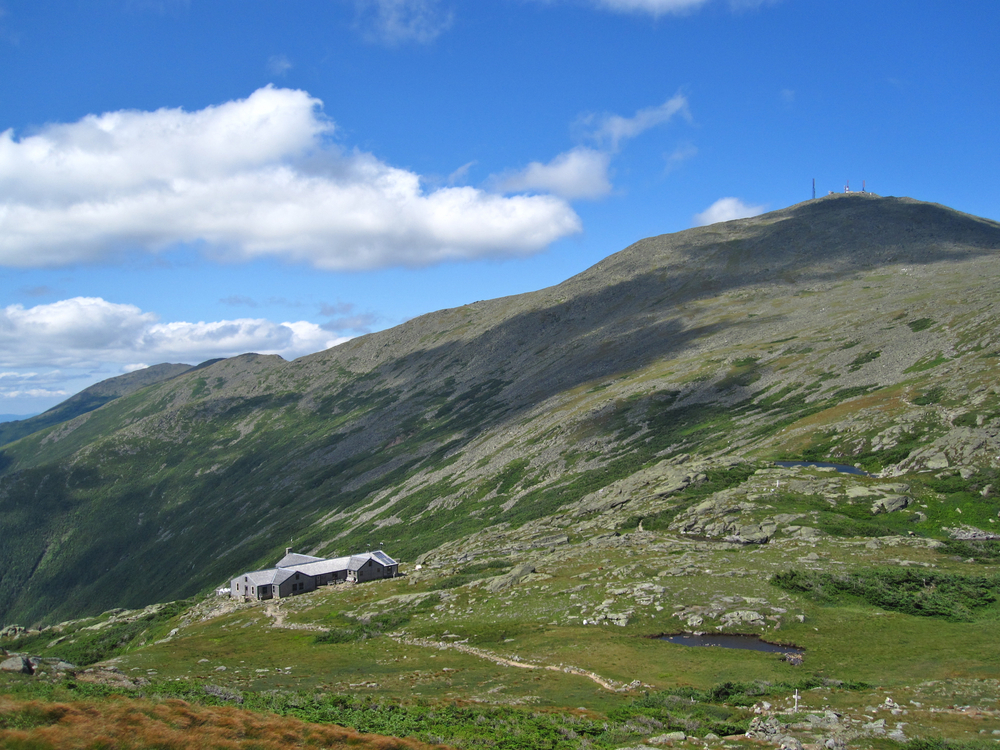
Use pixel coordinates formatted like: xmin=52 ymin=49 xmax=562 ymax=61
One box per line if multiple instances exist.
xmin=913 ymin=386 xmax=946 ymax=406
xmin=771 ymin=568 xmax=1000 ymax=621
xmin=908 ymin=318 xmax=936 ymax=332
xmin=848 ymin=351 xmax=881 ymax=372
xmin=940 ymin=539 xmax=1000 ymax=563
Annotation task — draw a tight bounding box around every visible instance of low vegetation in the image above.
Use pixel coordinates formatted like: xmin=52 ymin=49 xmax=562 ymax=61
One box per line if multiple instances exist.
xmin=770 ymin=568 xmax=1000 ymax=621
xmin=2 ymin=601 xmax=191 ymax=667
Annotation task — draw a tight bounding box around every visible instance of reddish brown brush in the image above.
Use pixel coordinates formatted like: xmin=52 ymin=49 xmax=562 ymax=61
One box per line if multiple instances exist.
xmin=0 ymin=695 xmax=451 ymax=750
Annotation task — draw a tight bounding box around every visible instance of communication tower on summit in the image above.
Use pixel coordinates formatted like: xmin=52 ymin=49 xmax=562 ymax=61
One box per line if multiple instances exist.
xmin=812 ymin=178 xmax=816 ymax=200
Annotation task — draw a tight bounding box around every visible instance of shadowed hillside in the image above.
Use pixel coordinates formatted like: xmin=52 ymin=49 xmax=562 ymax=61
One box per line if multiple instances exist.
xmin=2 ymin=193 xmax=1000 ymax=626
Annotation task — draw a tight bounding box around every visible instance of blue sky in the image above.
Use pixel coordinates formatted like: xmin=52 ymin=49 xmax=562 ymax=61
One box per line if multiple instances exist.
xmin=1 ymin=0 xmax=997 ymax=416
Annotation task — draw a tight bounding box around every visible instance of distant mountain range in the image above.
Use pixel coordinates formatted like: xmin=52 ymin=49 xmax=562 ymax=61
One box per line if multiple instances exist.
xmin=3 ymin=192 xmax=1000 ymax=627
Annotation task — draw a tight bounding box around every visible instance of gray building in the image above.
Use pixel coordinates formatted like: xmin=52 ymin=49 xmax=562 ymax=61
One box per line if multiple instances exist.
xmin=231 ymin=548 xmax=398 ymax=601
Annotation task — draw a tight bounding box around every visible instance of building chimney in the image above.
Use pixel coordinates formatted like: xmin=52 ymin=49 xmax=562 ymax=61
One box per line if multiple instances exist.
xmin=286 ymin=547 xmax=292 ymax=555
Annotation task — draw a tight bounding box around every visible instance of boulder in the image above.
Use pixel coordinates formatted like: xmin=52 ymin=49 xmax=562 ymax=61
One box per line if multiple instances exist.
xmin=747 ymin=716 xmax=786 ymax=740
xmin=862 ymin=719 xmax=886 ymax=736
xmin=946 ymin=525 xmax=1000 ymax=541
xmin=721 ymin=610 xmax=765 ymax=627
xmin=871 ymin=495 xmax=910 ymax=514
xmin=649 ymin=731 xmax=687 ymax=744
xmin=730 ymin=523 xmax=772 ymax=544
xmin=1 ymin=655 xmax=33 ymax=675
xmin=487 ymin=564 xmax=536 ymax=593
xmin=925 ymin=453 xmax=950 ymax=470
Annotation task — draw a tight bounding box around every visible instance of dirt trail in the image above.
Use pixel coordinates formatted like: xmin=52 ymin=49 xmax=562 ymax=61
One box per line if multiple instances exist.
xmin=397 ymin=636 xmax=641 ymax=693
xmin=257 ymin=607 xmax=638 ymax=692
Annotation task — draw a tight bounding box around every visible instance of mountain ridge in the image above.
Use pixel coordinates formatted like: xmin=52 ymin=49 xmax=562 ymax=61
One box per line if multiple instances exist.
xmin=3 ymin=193 xmax=1000 ymax=626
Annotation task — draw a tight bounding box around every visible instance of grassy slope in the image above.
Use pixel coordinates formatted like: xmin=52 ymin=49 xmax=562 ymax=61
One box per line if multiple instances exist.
xmin=2 ymin=194 xmax=1000 ymax=628
xmin=5 ymin=494 xmax=1000 ymax=749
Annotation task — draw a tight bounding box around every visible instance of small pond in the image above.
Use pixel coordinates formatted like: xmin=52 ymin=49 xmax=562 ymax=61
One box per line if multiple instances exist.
xmin=774 ymin=460 xmax=870 ymax=476
xmin=659 ymin=633 xmax=804 ymax=655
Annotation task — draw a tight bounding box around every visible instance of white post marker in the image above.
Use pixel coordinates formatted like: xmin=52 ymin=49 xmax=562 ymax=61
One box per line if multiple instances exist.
xmin=794 ymin=689 xmax=800 ymax=712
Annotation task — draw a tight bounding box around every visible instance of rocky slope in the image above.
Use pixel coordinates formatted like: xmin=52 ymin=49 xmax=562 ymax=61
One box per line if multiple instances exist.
xmin=2 ymin=192 xmax=1000 ymax=626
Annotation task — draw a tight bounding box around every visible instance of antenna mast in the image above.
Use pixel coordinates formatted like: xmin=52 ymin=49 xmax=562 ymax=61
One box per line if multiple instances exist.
xmin=812 ymin=178 xmax=816 ymax=200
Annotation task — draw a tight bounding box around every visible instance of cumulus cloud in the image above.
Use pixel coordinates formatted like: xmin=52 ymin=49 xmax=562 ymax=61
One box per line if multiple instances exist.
xmin=496 ymin=148 xmax=612 ymax=200
xmin=352 ymin=0 xmax=453 ymax=45
xmin=693 ymin=197 xmax=766 ymax=226
xmin=497 ymin=95 xmax=690 ymax=201
xmin=0 ymin=86 xmax=580 ymax=270
xmin=0 ymin=297 xmax=345 ymax=370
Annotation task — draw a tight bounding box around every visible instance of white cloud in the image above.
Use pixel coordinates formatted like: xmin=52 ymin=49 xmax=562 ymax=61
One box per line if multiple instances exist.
xmin=496 ymin=148 xmax=612 ymax=200
xmin=0 ymin=86 xmax=580 ymax=270
xmin=0 ymin=370 xmax=69 ymax=401
xmin=0 ymin=297 xmax=346 ymax=369
xmin=495 ymin=95 xmax=690 ymax=201
xmin=0 ymin=388 xmax=68 ymax=401
xmin=585 ymin=94 xmax=690 ymax=151
xmin=693 ymin=197 xmax=766 ymax=226
xmin=352 ymin=0 xmax=453 ymax=45
xmin=593 ymin=0 xmax=710 ymax=16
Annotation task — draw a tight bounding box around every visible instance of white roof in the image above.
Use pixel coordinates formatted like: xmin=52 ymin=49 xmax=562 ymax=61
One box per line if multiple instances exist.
xmin=287 ymin=556 xmax=352 ymax=577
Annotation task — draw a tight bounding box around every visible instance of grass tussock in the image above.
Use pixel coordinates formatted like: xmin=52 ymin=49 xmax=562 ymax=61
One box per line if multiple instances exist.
xmin=0 ymin=695 xmax=447 ymax=750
